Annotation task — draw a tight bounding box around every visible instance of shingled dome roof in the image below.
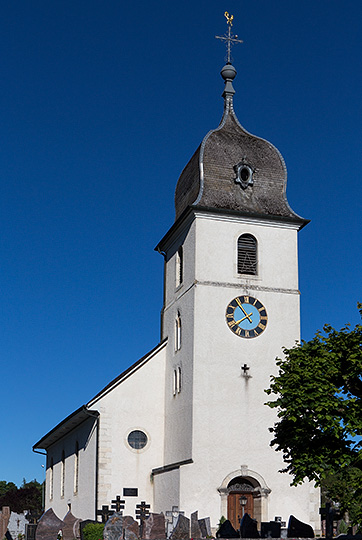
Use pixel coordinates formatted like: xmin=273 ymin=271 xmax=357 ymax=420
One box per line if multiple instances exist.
xmin=175 ymin=62 xmax=305 ymax=226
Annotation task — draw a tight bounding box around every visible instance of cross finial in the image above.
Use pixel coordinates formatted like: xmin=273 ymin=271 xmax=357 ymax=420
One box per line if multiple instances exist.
xmin=215 ymin=13 xmax=243 ymax=64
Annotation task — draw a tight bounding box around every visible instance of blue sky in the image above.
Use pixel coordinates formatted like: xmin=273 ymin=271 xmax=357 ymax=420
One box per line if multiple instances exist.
xmin=1 ymin=0 xmax=361 ymax=487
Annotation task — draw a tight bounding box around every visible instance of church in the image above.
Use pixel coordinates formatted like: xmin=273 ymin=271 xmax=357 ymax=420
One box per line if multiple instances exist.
xmin=33 ymin=17 xmax=320 ymax=534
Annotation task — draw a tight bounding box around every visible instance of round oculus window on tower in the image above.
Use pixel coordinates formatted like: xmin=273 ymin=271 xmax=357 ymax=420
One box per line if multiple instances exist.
xmin=127 ymin=430 xmax=148 ymax=449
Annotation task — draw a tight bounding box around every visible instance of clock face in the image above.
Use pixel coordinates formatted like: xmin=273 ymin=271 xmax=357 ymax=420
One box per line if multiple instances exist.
xmin=226 ymin=295 xmax=268 ymax=338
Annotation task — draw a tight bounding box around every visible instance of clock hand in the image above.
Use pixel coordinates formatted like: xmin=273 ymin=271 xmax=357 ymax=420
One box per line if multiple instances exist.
xmin=234 ymin=313 xmax=253 ymax=325
xmin=235 ymin=298 xmax=253 ymax=323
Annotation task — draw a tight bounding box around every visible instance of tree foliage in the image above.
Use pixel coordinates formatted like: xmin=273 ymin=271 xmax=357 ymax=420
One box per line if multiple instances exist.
xmin=0 ymin=479 xmax=42 ymax=514
xmin=265 ymin=304 xmax=362 ymax=522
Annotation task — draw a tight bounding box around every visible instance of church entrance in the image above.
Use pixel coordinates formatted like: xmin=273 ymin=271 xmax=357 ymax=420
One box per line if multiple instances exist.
xmin=227 ymin=492 xmax=254 ymax=529
xmin=226 ymin=477 xmax=259 ymax=530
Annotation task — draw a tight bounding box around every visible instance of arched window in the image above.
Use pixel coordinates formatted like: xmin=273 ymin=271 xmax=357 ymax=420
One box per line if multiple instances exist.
xmin=177 ymin=367 xmax=182 ymax=393
xmin=173 ymin=369 xmax=177 ymax=396
xmin=237 ymin=234 xmax=257 ymax=275
xmin=49 ymin=458 xmax=54 ymax=500
xmin=61 ymin=450 xmax=65 ymax=498
xmin=74 ymin=442 xmax=79 ymax=494
xmin=176 ymin=246 xmax=183 ymax=287
xmin=175 ymin=312 xmax=181 ymax=351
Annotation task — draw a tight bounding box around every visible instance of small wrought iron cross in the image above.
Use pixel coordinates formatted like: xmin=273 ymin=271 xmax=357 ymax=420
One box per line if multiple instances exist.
xmin=111 ymin=495 xmax=125 ymax=513
xmin=96 ymin=505 xmax=110 ymax=523
xmin=136 ymin=501 xmax=151 ymax=537
xmin=241 ymin=363 xmax=250 ymax=376
xmin=215 ymin=12 xmax=243 ymax=64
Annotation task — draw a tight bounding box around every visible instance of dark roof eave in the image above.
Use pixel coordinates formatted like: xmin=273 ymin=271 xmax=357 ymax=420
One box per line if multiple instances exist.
xmin=33 ymin=405 xmax=99 ymax=451
xmin=155 ymin=205 xmax=309 ymax=253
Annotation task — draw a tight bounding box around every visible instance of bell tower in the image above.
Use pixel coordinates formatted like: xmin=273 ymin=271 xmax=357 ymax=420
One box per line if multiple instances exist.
xmin=154 ymin=14 xmax=319 ymax=532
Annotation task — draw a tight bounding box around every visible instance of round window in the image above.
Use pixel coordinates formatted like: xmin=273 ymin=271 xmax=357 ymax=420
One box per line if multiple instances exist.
xmin=127 ymin=430 xmax=148 ymax=449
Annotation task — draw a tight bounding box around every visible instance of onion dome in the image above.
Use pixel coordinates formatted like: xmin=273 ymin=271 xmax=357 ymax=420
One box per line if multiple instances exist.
xmin=174 ymin=61 xmax=306 ymax=226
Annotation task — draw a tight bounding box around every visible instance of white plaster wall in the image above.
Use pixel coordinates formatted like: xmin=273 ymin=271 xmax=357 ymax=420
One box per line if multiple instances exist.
xmin=89 ymin=343 xmax=166 ymax=515
xmin=153 ymin=469 xmax=180 ymax=514
xmin=46 ymin=416 xmax=97 ymax=520
xmin=161 ymin=219 xmax=196 ymax=465
xmin=160 ymin=212 xmax=319 ymax=530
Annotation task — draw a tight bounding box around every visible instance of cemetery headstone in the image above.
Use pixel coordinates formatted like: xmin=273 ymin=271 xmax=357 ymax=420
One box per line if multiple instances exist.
xmin=216 ymin=519 xmax=239 ymax=539
xmin=165 ymin=508 xmax=184 ymax=540
xmin=62 ymin=511 xmax=82 ymax=540
xmin=142 ymin=513 xmax=166 ymax=540
xmin=190 ymin=512 xmax=202 ymax=539
xmin=261 ymin=521 xmax=281 ymax=538
xmin=0 ymin=507 xmax=11 ymax=540
xmin=198 ymin=518 xmax=211 ymax=539
xmin=123 ymin=516 xmax=140 ymax=540
xmin=104 ymin=512 xmax=123 ymax=540
xmin=240 ymin=513 xmax=259 ymax=538
xmin=79 ymin=520 xmax=97 ymax=540
xmin=287 ymin=515 xmax=314 ymax=538
xmin=169 ymin=515 xmax=190 ymax=540
xmin=35 ymin=509 xmax=63 ymax=540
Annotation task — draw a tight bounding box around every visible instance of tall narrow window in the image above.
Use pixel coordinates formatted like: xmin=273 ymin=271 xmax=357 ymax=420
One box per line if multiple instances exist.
xmin=177 ymin=367 xmax=182 ymax=393
xmin=175 ymin=312 xmax=181 ymax=351
xmin=173 ymin=369 xmax=177 ymax=396
xmin=61 ymin=450 xmax=65 ymax=498
xmin=176 ymin=246 xmax=183 ymax=287
xmin=49 ymin=458 xmax=54 ymax=500
xmin=74 ymin=442 xmax=79 ymax=494
xmin=237 ymin=234 xmax=258 ymax=275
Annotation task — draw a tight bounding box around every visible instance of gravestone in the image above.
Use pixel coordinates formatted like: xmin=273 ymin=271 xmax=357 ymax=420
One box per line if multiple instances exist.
xmin=62 ymin=511 xmax=82 ymax=540
xmin=35 ymin=509 xmax=63 ymax=540
xmin=169 ymin=515 xmax=189 ymax=540
xmin=104 ymin=512 xmax=123 ymax=540
xmin=123 ymin=516 xmax=140 ymax=540
xmin=190 ymin=512 xmax=202 ymax=539
xmin=165 ymin=508 xmax=184 ymax=539
xmin=287 ymin=515 xmax=314 ymax=538
xmin=216 ymin=519 xmax=239 ymax=539
xmin=261 ymin=521 xmax=281 ymax=538
xmin=143 ymin=513 xmax=166 ymax=540
xmin=0 ymin=507 xmax=11 ymax=540
xmin=198 ymin=517 xmax=211 ymax=539
xmin=240 ymin=513 xmax=259 ymax=538
xmin=80 ymin=520 xmax=97 ymax=540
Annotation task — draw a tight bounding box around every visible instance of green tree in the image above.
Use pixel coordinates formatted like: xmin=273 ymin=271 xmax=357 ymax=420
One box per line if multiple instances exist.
xmin=0 ymin=479 xmax=42 ymax=514
xmin=265 ymin=304 xmax=362 ymax=524
xmin=0 ymin=481 xmax=17 ymax=497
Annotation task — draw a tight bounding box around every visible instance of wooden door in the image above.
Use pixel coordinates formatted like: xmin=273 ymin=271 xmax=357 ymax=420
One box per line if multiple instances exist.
xmin=227 ymin=492 xmax=254 ymax=530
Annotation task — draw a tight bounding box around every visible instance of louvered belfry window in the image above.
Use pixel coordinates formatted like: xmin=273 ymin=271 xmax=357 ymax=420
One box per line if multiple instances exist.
xmin=237 ymin=234 xmax=257 ymax=275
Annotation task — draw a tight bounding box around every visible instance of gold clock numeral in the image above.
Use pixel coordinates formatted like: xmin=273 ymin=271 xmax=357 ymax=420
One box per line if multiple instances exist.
xmin=226 ymin=313 xmax=234 ymax=319
xmin=228 ymin=320 xmax=236 ymax=327
xmin=236 ymin=327 xmax=241 ymax=336
xmin=244 ymin=296 xmax=249 ymax=303
xmin=259 ymin=323 xmax=266 ymax=330
xmin=244 ymin=330 xmax=249 ymax=338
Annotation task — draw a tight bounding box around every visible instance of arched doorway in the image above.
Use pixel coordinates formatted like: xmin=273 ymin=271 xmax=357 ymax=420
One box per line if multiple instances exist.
xmin=226 ymin=477 xmax=261 ymax=530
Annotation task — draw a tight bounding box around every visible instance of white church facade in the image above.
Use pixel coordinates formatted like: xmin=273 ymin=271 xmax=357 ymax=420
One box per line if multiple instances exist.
xmin=33 ymin=26 xmax=320 ymax=534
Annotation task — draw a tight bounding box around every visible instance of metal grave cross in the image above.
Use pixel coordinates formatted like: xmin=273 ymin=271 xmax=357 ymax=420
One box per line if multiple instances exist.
xmin=97 ymin=505 xmax=110 ymax=523
xmin=215 ymin=12 xmax=243 ymax=64
xmin=111 ymin=495 xmax=125 ymax=513
xmin=136 ymin=501 xmax=150 ymax=537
